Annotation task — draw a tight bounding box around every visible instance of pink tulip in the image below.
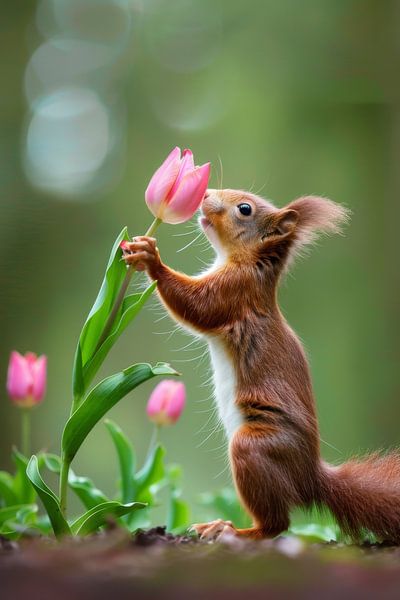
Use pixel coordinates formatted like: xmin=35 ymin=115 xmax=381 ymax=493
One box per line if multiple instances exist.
xmin=145 ymin=147 xmax=211 ymax=224
xmin=7 ymin=351 xmax=47 ymax=408
xmin=147 ymin=380 xmax=186 ymax=426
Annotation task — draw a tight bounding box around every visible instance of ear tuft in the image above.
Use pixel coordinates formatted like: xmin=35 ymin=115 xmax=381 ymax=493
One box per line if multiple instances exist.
xmin=286 ymin=196 xmax=350 ymax=247
xmin=274 ymin=209 xmax=299 ymax=236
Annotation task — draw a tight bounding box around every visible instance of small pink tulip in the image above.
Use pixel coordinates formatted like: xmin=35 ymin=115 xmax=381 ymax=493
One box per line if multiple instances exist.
xmin=7 ymin=351 xmax=47 ymax=408
xmin=145 ymin=147 xmax=211 ymax=224
xmin=146 ymin=380 xmax=186 ymax=426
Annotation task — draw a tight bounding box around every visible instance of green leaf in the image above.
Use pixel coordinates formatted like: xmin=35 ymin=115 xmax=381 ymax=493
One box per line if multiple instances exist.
xmin=198 ymin=487 xmax=252 ymax=529
xmin=35 ymin=514 xmax=52 ymax=535
xmin=288 ymin=523 xmax=338 ymax=543
xmin=26 ymin=456 xmax=71 ymax=539
xmin=0 ymin=504 xmax=36 ymax=526
xmin=0 ymin=471 xmax=18 ymax=506
xmin=73 ymin=227 xmax=129 ymax=398
xmin=41 ymin=453 xmax=108 ymax=510
xmin=40 ymin=452 xmax=62 ymax=472
xmin=0 ymin=525 xmax=20 ymax=540
xmin=135 ymin=444 xmax=166 ymax=503
xmin=0 ymin=504 xmax=40 ymax=541
xmin=63 ymin=362 xmax=178 ymax=464
xmin=12 ymin=449 xmax=35 ymax=504
xmin=104 ymin=419 xmax=136 ymax=503
xmin=167 ymin=495 xmax=190 ymax=533
xmin=166 ymin=465 xmax=190 ymax=533
xmin=15 ymin=503 xmax=38 ymax=525
xmin=72 ymin=343 xmax=84 ymax=402
xmin=82 ymin=282 xmax=157 ymax=390
xmin=70 ymin=501 xmax=146 ymax=536
xmin=126 ymin=508 xmax=152 ymax=532
xmin=0 ymin=504 xmax=40 ymax=540
xmin=69 ymin=474 xmax=109 ymax=510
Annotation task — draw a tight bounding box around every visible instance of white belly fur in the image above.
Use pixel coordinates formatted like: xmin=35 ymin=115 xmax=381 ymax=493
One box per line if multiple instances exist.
xmin=206 ymin=336 xmax=243 ymax=439
xmin=174 ymin=248 xmax=243 ymax=440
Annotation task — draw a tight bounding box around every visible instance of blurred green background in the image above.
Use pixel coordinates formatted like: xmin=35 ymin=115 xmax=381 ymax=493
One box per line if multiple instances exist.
xmin=1 ymin=1 xmax=399 ymax=520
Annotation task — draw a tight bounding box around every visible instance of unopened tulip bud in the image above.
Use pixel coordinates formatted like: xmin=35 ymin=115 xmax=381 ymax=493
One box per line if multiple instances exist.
xmin=146 ymin=380 xmax=186 ymax=426
xmin=145 ymin=147 xmax=210 ymax=225
xmin=7 ymin=351 xmax=47 ymax=408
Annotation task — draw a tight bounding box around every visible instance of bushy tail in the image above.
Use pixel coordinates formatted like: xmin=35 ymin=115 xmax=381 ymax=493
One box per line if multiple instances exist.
xmin=319 ymin=453 xmax=400 ymax=543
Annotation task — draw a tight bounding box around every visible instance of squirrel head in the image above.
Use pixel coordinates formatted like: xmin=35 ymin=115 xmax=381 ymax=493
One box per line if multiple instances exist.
xmin=200 ymin=189 xmax=350 ymax=272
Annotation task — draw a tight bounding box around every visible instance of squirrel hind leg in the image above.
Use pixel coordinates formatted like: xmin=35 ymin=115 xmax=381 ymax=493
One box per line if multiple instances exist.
xmin=232 ymin=527 xmax=272 ymax=540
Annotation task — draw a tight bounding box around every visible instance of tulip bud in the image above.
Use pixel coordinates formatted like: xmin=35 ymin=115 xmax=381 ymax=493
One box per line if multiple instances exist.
xmin=7 ymin=351 xmax=47 ymax=408
xmin=145 ymin=147 xmax=210 ymax=225
xmin=146 ymin=380 xmax=186 ymax=426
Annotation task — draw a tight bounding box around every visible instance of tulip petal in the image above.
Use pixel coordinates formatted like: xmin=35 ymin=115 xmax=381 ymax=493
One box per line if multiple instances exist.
xmin=167 ymin=149 xmax=195 ymax=200
xmin=146 ymin=379 xmax=186 ymax=426
xmin=31 ymin=355 xmax=47 ymax=403
xmin=25 ymin=352 xmax=38 ymax=366
xmin=165 ymin=381 xmax=186 ymax=422
xmin=7 ymin=351 xmax=33 ymax=402
xmin=145 ymin=147 xmax=182 ymax=217
xmin=146 ymin=380 xmax=170 ymax=418
xmin=163 ymin=163 xmax=211 ymax=224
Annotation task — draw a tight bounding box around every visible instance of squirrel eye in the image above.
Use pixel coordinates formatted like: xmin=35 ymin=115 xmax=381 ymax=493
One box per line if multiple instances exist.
xmin=237 ymin=203 xmax=252 ymax=216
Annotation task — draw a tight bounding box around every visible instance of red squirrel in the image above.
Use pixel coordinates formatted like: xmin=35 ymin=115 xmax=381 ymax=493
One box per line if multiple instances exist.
xmin=122 ymin=189 xmax=400 ymax=543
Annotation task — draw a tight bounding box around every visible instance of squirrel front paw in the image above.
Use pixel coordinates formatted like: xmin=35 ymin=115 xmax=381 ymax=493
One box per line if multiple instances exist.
xmin=121 ymin=236 xmax=161 ymax=273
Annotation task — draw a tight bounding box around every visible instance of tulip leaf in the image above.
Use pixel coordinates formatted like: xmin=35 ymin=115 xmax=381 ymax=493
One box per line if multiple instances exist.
xmin=63 ymin=362 xmax=178 ymax=464
xmin=198 ymin=487 xmax=252 ymax=529
xmin=104 ymin=419 xmax=136 ymax=503
xmin=70 ymin=501 xmax=146 ymax=536
xmin=15 ymin=503 xmax=39 ymax=525
xmin=126 ymin=508 xmax=152 ymax=532
xmin=167 ymin=494 xmax=191 ymax=533
xmin=69 ymin=474 xmax=110 ymax=510
xmin=73 ymin=227 xmax=130 ymax=398
xmin=82 ymin=281 xmax=157 ymax=391
xmin=288 ymin=523 xmax=339 ymax=543
xmin=72 ymin=344 xmax=84 ymax=402
xmin=166 ymin=464 xmax=190 ymax=533
xmin=40 ymin=452 xmax=62 ymax=473
xmin=0 ymin=504 xmax=36 ymax=526
xmin=12 ymin=449 xmax=36 ymax=505
xmin=26 ymin=455 xmax=71 ymax=539
xmin=0 ymin=503 xmax=39 ymax=540
xmin=41 ymin=453 xmax=109 ymax=510
xmin=0 ymin=471 xmax=18 ymax=506
xmin=134 ymin=444 xmax=166 ymax=503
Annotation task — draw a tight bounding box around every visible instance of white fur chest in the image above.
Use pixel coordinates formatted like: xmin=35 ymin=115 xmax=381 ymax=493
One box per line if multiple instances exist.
xmin=206 ymin=336 xmax=243 ymax=440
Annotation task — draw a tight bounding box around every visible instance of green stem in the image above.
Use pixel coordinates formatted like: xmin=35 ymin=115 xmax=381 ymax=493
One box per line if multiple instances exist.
xmin=94 ymin=217 xmax=162 ymax=354
xmin=59 ymin=455 xmax=70 ymax=517
xmin=147 ymin=425 xmax=160 ymax=458
xmin=21 ymin=409 xmax=31 ymax=457
xmin=61 ymin=217 xmax=162 ymax=517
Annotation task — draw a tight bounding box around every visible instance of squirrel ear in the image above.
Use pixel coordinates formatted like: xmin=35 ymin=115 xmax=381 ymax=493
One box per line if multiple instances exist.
xmin=286 ymin=196 xmax=350 ymax=246
xmin=271 ymin=209 xmax=299 ymax=237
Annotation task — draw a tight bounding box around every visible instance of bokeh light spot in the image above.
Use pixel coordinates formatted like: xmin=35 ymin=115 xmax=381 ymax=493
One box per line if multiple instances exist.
xmin=24 ymin=87 xmax=110 ymax=197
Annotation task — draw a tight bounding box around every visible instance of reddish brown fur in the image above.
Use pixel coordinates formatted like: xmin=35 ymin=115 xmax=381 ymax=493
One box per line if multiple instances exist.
xmin=123 ymin=190 xmax=400 ymax=543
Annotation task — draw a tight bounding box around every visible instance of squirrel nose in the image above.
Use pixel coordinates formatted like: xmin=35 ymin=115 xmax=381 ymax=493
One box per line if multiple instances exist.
xmin=202 ymin=190 xmax=224 ymax=214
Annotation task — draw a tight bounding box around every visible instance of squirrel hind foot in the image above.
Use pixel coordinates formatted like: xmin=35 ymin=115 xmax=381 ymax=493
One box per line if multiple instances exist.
xmin=189 ymin=520 xmax=271 ymax=542
xmin=189 ymin=519 xmax=235 ymax=541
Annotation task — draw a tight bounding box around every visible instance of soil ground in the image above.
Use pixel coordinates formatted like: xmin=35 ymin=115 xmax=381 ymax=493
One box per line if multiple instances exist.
xmin=2 ymin=527 xmax=400 ymax=599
